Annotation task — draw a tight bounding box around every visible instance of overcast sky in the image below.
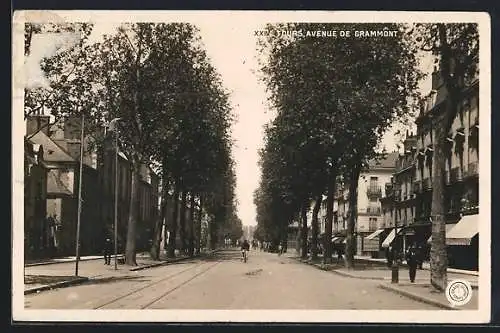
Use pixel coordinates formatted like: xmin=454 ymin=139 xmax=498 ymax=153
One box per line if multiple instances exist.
xmin=27 ymin=17 xmax=434 ymax=227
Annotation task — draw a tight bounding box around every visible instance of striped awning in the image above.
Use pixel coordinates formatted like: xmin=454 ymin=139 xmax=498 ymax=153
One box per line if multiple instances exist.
xmin=381 ymin=228 xmax=402 ymax=248
xmin=446 ymin=215 xmax=478 ymax=246
xmin=365 ymin=229 xmax=384 ymax=240
xmin=332 ymin=236 xmax=345 ymax=244
xmin=427 ymin=224 xmax=455 ymax=244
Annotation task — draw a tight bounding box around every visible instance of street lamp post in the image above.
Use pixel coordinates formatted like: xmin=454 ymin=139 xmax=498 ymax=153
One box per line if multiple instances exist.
xmin=391 ymin=221 xmax=399 ymax=283
xmin=75 ymin=113 xmax=85 ymax=277
xmin=109 ymin=118 xmax=121 ymax=270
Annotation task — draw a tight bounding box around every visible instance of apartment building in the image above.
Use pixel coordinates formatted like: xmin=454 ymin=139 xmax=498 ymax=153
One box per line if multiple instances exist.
xmin=25 ymin=114 xmax=160 ymax=259
xmin=333 ymin=152 xmax=398 ymax=256
xmin=378 ymin=62 xmax=479 ymax=270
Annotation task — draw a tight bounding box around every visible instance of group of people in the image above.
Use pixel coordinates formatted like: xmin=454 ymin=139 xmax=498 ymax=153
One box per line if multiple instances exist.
xmin=387 ymin=242 xmax=424 ymax=283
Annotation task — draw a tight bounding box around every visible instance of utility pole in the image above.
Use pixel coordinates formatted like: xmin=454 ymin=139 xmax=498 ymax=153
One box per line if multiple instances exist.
xmin=75 ymin=113 xmax=85 ymax=277
xmin=109 ymin=118 xmax=121 ymax=270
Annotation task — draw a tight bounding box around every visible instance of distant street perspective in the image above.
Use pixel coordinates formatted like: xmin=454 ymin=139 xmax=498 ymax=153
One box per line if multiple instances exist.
xmin=20 ymin=17 xmax=482 ymax=315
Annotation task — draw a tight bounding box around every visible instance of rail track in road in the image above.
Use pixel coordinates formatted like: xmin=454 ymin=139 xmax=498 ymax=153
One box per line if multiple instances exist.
xmin=94 ymin=261 xmax=220 ymax=309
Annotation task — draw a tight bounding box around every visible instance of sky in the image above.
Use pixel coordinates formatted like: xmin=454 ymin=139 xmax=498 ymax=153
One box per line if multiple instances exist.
xmin=26 ymin=18 xmax=435 ymax=228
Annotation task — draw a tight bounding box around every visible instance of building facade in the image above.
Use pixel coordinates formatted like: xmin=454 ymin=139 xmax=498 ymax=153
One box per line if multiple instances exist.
xmin=24 ymin=114 xmax=160 ymax=259
xmin=332 ymin=152 xmax=398 ymax=256
xmin=377 ymin=63 xmax=479 ymax=270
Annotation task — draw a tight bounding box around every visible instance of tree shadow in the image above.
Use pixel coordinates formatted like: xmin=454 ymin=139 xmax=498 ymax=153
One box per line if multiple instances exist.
xmin=203 ymin=251 xmax=245 ymax=262
xmin=82 ymin=275 xmax=150 ymax=286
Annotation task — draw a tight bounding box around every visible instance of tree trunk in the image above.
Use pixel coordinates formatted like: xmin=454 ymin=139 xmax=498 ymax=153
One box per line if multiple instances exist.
xmin=167 ymin=184 xmax=179 ymax=258
xmin=429 ymin=25 xmax=463 ymax=292
xmin=179 ymin=191 xmax=187 ymax=254
xmin=324 ymin=168 xmax=336 ymax=264
xmin=311 ymin=195 xmax=322 ymax=260
xmin=125 ymin=160 xmax=140 ymax=266
xmin=150 ymin=190 xmax=167 ymax=261
xmin=188 ymin=193 xmax=195 ymax=257
xmin=197 ymin=195 xmax=203 ymax=254
xmin=430 ymin=124 xmax=448 ymax=291
xmin=345 ymin=164 xmax=361 ymax=269
xmin=300 ymin=203 xmax=308 ymax=259
xmin=208 ymin=212 xmax=218 ymax=250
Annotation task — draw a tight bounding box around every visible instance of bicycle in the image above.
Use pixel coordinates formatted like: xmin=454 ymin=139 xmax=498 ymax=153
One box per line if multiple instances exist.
xmin=241 ymin=249 xmax=248 ymax=263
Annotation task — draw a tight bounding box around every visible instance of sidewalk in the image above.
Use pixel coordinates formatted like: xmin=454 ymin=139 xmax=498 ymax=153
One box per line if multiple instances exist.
xmin=25 ymin=255 xmax=119 ymax=267
xmin=287 ymin=253 xmax=479 ymax=310
xmin=379 ymin=282 xmax=478 ymax=310
xmin=24 ymin=250 xmax=218 ymax=295
xmin=354 ymin=255 xmax=479 ymax=276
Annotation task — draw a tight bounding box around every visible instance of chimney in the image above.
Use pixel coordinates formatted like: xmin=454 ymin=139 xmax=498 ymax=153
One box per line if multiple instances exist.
xmin=26 ymin=115 xmax=50 ymax=136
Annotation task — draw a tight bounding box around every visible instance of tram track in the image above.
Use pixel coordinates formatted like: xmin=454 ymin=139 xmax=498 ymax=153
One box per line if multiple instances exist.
xmin=94 ymin=261 xmax=220 ymax=309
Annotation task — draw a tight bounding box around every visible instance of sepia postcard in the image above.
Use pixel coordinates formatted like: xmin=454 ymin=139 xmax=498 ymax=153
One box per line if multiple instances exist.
xmin=12 ymin=10 xmax=491 ymax=323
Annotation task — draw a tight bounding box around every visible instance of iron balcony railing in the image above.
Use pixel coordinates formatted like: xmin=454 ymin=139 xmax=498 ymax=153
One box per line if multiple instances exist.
xmin=367 ymin=185 xmax=382 ymax=197
xmin=366 ymin=207 xmax=381 ymax=215
xmin=413 ymin=181 xmax=422 ymax=193
xmin=466 ymin=161 xmax=478 ymax=177
xmin=423 ymin=178 xmax=432 ymax=190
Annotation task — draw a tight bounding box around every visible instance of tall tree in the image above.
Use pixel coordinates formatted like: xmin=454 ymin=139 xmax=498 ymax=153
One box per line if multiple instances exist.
xmin=257 ymin=23 xmax=423 ymax=266
xmin=413 ymin=23 xmax=478 ymax=291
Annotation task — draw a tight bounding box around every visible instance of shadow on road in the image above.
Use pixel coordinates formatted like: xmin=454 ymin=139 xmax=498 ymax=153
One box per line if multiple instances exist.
xmin=82 ymin=275 xmax=150 ymax=286
xmin=25 ymin=275 xmax=83 ymax=285
xmin=203 ymin=250 xmax=246 ymax=262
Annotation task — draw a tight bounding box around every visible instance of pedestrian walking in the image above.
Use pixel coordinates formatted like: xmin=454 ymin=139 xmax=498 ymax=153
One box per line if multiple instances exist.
xmin=416 ymin=243 xmax=424 ymax=269
xmin=337 ymin=246 xmax=343 ymax=261
xmin=405 ymin=243 xmax=418 ymax=283
xmin=104 ymin=237 xmax=113 ymax=265
xmin=386 ymin=245 xmax=393 ymax=268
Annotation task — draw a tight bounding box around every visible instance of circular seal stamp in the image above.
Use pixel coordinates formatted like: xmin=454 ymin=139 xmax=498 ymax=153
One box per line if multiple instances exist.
xmin=445 ymin=279 xmax=473 ymax=307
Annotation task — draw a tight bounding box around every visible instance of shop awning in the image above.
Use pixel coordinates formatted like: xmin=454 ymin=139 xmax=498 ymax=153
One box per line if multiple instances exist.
xmin=446 ymin=215 xmax=478 ymax=246
xmin=381 ymin=228 xmax=402 ymax=248
xmin=365 ymin=229 xmax=384 ymax=240
xmin=332 ymin=236 xmax=345 ymax=244
xmin=427 ymin=224 xmax=455 ymax=244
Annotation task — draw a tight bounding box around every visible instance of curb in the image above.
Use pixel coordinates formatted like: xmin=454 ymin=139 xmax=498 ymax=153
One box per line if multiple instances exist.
xmin=129 ymin=255 xmax=193 ymax=271
xmin=25 ymin=255 xmax=124 ymax=267
xmin=24 ymin=276 xmax=89 ymax=295
xmin=292 ymin=257 xmax=480 ymax=289
xmin=108 ymin=250 xmax=220 ymax=271
xmin=330 ymin=269 xmax=386 ymax=280
xmin=378 ymin=283 xmax=457 ymax=310
xmin=354 ymin=258 xmax=479 ymax=277
xmin=24 ymin=250 xmax=221 ymax=294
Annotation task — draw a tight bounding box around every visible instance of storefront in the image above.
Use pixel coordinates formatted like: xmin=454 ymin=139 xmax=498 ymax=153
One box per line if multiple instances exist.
xmin=363 ymin=228 xmax=385 ymax=258
xmin=445 ymin=214 xmax=478 ymax=271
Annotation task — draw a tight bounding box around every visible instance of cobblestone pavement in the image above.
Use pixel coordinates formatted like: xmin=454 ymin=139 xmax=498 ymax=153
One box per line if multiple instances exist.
xmin=24 ymin=250 xmax=440 ymax=310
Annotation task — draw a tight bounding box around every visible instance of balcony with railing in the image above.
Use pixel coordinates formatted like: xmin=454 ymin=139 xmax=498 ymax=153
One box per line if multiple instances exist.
xmin=423 ymin=178 xmax=432 ymax=191
xmin=450 ymin=167 xmax=463 ymax=183
xmin=413 ymin=181 xmax=421 ymax=194
xmin=384 ymin=183 xmax=393 ymax=197
xmin=393 ymin=189 xmax=401 ymax=202
xmin=366 ymin=206 xmax=382 ymax=215
xmin=465 ymin=161 xmax=478 ymax=178
xmin=366 ymin=185 xmax=382 ymax=198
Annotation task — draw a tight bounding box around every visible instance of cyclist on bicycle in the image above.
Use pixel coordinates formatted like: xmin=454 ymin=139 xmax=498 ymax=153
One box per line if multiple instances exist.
xmin=241 ymin=239 xmax=250 ymax=261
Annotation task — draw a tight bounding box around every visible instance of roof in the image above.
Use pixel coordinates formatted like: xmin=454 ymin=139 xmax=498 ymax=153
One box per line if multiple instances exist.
xmin=29 ymin=131 xmax=75 ymax=163
xmin=367 ymin=152 xmax=398 ymax=170
xmin=47 ymin=170 xmax=73 ymax=195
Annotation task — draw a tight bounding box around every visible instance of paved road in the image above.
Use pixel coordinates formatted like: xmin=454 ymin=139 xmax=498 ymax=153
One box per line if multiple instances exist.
xmin=25 ymin=250 xmax=439 ymax=310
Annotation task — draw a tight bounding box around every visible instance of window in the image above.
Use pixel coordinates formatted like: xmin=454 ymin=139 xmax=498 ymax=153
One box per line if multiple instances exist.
xmin=369 ymin=218 xmax=378 ymax=231
xmin=369 ymin=176 xmax=378 ymax=187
